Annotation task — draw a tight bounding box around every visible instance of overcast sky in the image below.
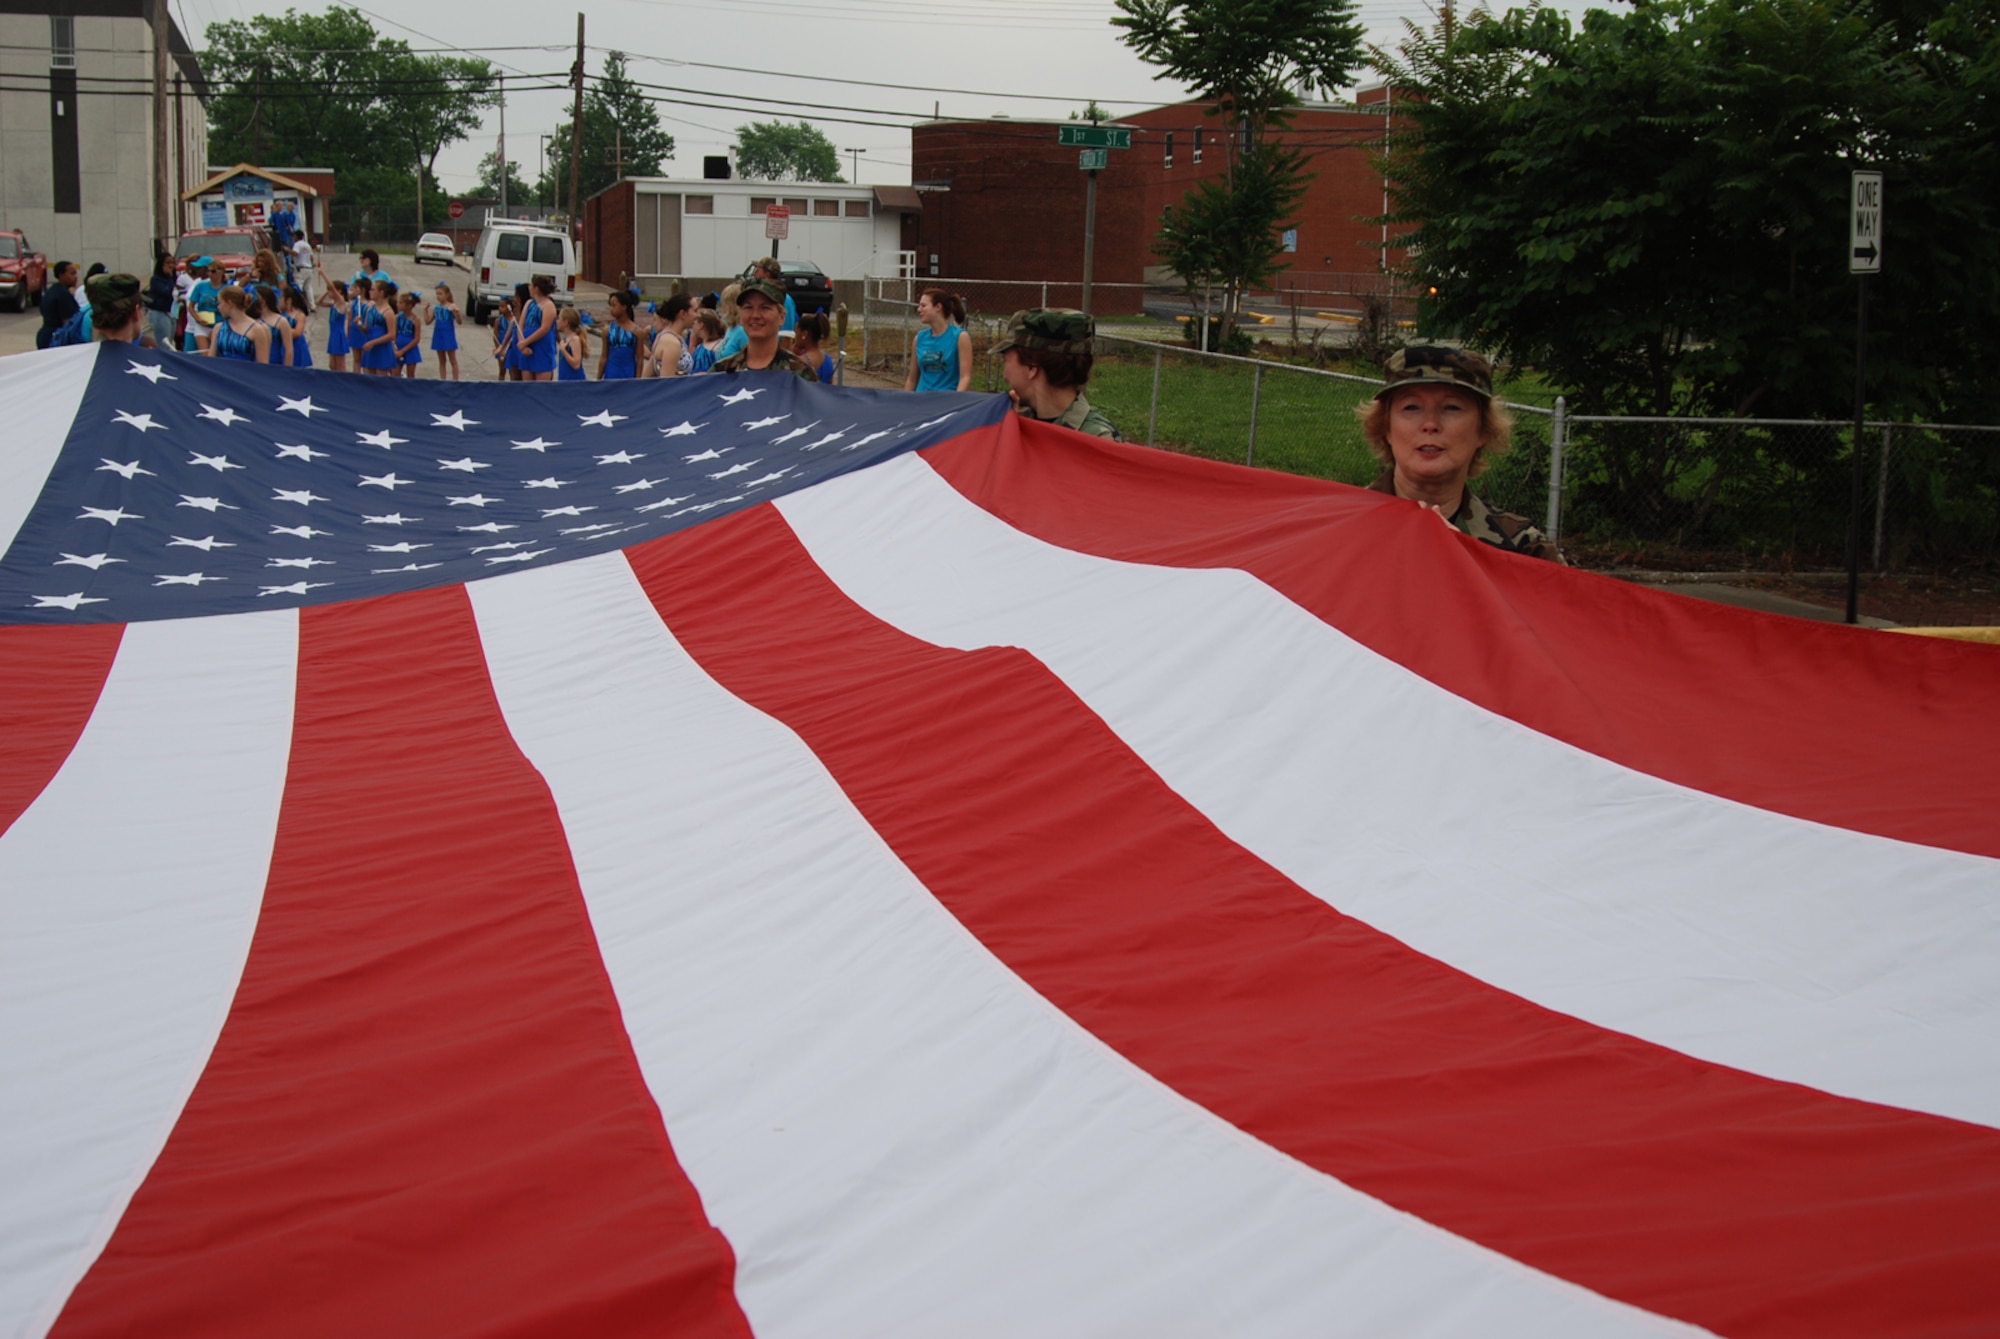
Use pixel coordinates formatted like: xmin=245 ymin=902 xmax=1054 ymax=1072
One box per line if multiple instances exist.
xmin=169 ymin=0 xmax=1599 ymax=194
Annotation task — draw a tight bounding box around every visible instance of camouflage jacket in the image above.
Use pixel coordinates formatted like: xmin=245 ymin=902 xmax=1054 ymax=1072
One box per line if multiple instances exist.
xmin=1370 ymin=476 xmax=1564 ymax=563
xmin=1020 ymin=391 xmax=1122 ymax=441
xmin=711 ymin=346 xmax=820 ymax=383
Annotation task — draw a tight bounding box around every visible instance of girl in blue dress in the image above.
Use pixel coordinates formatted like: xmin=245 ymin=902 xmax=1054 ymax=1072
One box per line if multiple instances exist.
xmin=516 ymin=275 xmax=559 ymax=381
xmin=505 ymin=283 xmax=531 ymax=381
xmin=252 ymin=287 xmax=289 ymax=366
xmin=597 ymin=289 xmax=642 ymax=380
xmin=344 ymin=284 xmax=369 ymax=373
xmin=428 ymin=282 xmax=461 ymax=381
xmin=352 ymin=280 xmax=397 ymax=376
xmin=205 ymin=285 xmax=271 ymax=363
xmin=491 ymin=298 xmax=515 ymax=382
xmin=283 ymin=286 xmax=313 ymax=369
xmin=557 ymin=307 xmax=588 ymax=380
xmin=395 ymin=292 xmax=422 ymax=377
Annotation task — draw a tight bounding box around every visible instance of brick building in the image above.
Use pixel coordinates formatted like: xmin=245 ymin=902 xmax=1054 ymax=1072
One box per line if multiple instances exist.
xmin=908 ymin=91 xmax=1405 ymax=314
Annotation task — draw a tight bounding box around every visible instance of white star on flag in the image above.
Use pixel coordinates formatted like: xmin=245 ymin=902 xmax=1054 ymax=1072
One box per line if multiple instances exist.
xmin=54 ymin=553 xmax=124 ymax=570
xmin=124 ymin=363 xmax=175 ymax=383
xmin=167 ymin=535 xmax=234 ymax=550
xmin=176 ymin=496 xmax=239 ymax=512
xmin=522 ymin=478 xmax=570 ymax=490
xmin=30 ymin=592 xmax=109 ymax=609
xmin=152 ymin=572 xmax=220 ymax=586
xmin=363 ymin=513 xmax=418 ymax=526
xmin=266 ymin=557 xmax=334 ymax=569
xmin=743 ymin=415 xmax=791 ymax=431
xmin=276 ymin=443 xmax=328 ymax=462
xmin=770 ymin=423 xmax=819 ymax=445
xmin=613 ymin=479 xmax=662 ymax=493
xmin=717 ymin=387 xmax=762 ymax=404
xmin=79 ymin=506 xmax=141 ymax=525
xmin=578 ymin=410 xmax=628 ymax=428
xmin=634 ymin=495 xmax=693 ymax=512
xmin=484 ymin=548 xmax=554 ymax=565
xmin=659 ymin=421 xmax=705 ymax=437
xmin=708 ymin=460 xmax=761 ymax=479
xmin=457 ymin=522 xmax=515 ymax=533
xmin=111 ymin=411 xmax=164 ymax=432
xmin=437 ymin=458 xmax=490 ymax=473
xmin=367 ymin=542 xmax=432 ymax=554
xmin=682 ymin=448 xmax=730 ymax=463
xmin=189 ymin=453 xmax=244 ymax=472
xmin=277 ymin=395 xmax=325 ymax=417
xmin=96 ymin=459 xmax=157 ymax=480
xmin=800 ymin=428 xmax=851 ymax=450
xmin=357 ymin=429 xmax=408 ymax=449
xmin=256 ymin=580 xmax=333 ymax=597
xmin=273 ymin=489 xmax=325 ymax=506
xmin=270 ymin=525 xmax=331 ymax=539
xmin=595 ymin=451 xmax=645 ymax=465
xmin=358 ymin=474 xmax=409 ymax=490
xmin=431 ymin=411 xmax=479 ymax=430
xmin=197 ymin=404 xmax=249 ymax=427
xmin=510 ymin=438 xmax=560 ymax=452
xmin=448 ymin=494 xmax=499 ymax=508
xmin=540 ymin=506 xmax=594 ymax=518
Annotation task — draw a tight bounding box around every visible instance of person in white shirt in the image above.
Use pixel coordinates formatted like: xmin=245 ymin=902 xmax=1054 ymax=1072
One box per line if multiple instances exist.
xmin=291 ymin=235 xmax=316 ymax=301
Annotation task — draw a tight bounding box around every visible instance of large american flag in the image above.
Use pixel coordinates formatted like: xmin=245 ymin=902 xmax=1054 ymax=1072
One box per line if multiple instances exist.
xmin=2 ymin=342 xmax=1997 ymax=1338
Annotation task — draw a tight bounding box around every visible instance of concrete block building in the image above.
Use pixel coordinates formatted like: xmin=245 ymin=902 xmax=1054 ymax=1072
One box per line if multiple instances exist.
xmin=0 ymin=0 xmax=207 ymax=274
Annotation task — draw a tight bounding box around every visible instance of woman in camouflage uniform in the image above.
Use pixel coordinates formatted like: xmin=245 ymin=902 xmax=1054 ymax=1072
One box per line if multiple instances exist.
xmin=995 ymin=308 xmax=1121 ymax=440
xmin=1357 ymin=345 xmax=1561 ymax=562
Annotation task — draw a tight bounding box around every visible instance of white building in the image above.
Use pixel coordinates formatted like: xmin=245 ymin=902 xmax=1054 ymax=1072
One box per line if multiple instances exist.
xmin=584 ymin=176 xmax=920 ymax=288
xmin=0 ymin=1 xmax=207 ymax=273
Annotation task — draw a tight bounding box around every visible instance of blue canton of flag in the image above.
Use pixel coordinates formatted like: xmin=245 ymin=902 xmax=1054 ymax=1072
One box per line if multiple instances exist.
xmin=0 ymin=343 xmax=1006 ymax=625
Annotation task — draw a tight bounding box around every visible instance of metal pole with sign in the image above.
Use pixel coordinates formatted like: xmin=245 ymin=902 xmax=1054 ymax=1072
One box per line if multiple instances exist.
xmin=765 ymin=203 xmax=790 ymax=260
xmin=1846 ymin=169 xmax=1882 ymax=624
xmin=1058 ymin=125 xmax=1131 ymax=317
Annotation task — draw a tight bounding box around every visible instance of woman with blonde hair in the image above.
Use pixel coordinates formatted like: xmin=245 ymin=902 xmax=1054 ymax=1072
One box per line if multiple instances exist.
xmin=1354 ymin=345 xmax=1559 ymax=561
xmin=202 ymin=285 xmax=271 ymax=363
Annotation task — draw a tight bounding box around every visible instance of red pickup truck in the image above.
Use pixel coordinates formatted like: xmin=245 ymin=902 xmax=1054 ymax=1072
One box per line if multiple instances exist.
xmin=0 ymin=229 xmax=49 ymax=312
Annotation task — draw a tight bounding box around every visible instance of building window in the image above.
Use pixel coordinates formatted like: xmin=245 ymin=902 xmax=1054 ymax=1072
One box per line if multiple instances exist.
xmin=50 ymin=16 xmax=75 ymax=69
xmin=783 ymin=197 xmax=809 ymax=216
xmin=50 ymin=69 xmax=79 ymax=213
xmin=1164 ymin=132 xmax=1174 ymax=170
xmin=1193 ymin=129 xmax=1203 ymax=164
xmin=813 ymin=199 xmax=839 ymax=216
xmin=684 ymin=195 xmax=714 ymax=215
xmin=845 ymin=199 xmax=870 ymax=218
xmin=749 ymin=196 xmax=778 ymax=214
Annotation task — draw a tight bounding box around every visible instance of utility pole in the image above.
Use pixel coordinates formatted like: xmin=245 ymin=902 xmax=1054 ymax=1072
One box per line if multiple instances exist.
xmin=847 ymin=146 xmax=863 ymax=183
xmin=497 ymin=74 xmax=507 ymax=216
xmin=415 ymin=140 xmax=424 ymax=233
xmin=1080 ymin=108 xmax=1099 ymax=316
xmin=151 ymin=0 xmax=170 ymax=257
xmin=568 ymin=13 xmax=585 ymax=247
xmin=615 ymin=125 xmax=623 ymax=181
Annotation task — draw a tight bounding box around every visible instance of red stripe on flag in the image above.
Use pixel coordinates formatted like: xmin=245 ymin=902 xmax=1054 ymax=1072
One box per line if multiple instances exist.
xmin=924 ymin=426 xmax=2000 ymax=859
xmin=53 ymin=588 xmax=750 ymax=1339
xmin=0 ymin=623 xmax=122 ymax=838
xmin=628 ymin=505 xmax=2000 ymax=1339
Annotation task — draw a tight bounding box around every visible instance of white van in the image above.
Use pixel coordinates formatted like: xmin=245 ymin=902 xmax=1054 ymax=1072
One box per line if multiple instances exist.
xmin=469 ymin=218 xmax=577 ymax=322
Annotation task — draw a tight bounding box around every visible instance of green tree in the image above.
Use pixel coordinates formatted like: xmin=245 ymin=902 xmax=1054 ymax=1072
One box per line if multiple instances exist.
xmin=201 ymin=6 xmax=496 ymax=218
xmin=732 ymin=120 xmax=844 ymax=182
xmin=1070 ymin=100 xmax=1113 ymax=121
xmin=545 ymin=51 xmax=676 ymax=208
xmin=1375 ymin=0 xmax=2000 ymax=423
xmin=475 ymin=150 xmax=535 ymax=207
xmin=1115 ymin=0 xmax=1366 ymax=338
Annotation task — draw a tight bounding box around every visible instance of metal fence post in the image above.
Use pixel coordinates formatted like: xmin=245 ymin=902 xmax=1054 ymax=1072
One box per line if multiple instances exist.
xmin=1040 ymin=281 xmax=1048 ymax=308
xmin=1546 ymin=395 xmax=1567 ymax=544
xmin=1147 ymin=345 xmax=1163 ymax=447
xmin=1247 ymin=363 xmax=1263 ymax=467
xmin=1873 ymin=423 xmax=1892 ymax=570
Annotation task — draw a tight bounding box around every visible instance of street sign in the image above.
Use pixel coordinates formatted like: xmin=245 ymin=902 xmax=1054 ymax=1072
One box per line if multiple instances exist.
xmin=1058 ymin=124 xmax=1132 ymax=150
xmin=1850 ymin=171 xmax=1882 ymax=274
xmin=1078 ymin=149 xmax=1108 ymax=171
xmin=764 ymin=205 xmax=790 ymax=241
xmin=448 ymin=200 xmax=465 ymax=220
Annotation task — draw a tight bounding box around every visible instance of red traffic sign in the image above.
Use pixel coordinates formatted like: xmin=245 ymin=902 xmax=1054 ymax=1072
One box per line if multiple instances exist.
xmin=448 ymin=200 xmax=465 ymax=220
xmin=764 ymin=205 xmax=791 ymax=241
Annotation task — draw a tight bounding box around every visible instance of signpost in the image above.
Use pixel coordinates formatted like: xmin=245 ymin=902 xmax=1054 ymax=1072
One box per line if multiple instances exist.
xmin=448 ymin=200 xmax=465 ymax=220
xmin=1061 ymin=124 xmax=1131 ymax=314
xmin=765 ymin=204 xmax=790 ymax=258
xmin=1059 ymin=125 xmax=1132 ymax=149
xmin=1845 ymin=170 xmax=1883 ymax=624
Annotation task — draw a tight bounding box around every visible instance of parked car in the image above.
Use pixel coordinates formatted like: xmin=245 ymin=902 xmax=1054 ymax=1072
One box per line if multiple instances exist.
xmin=414 ymin=232 xmax=457 ymax=266
xmin=468 ymin=218 xmax=576 ymax=322
xmin=0 ymin=229 xmax=48 ymax=312
xmin=173 ymin=226 xmax=274 ymax=279
xmin=738 ymin=259 xmax=835 ymax=321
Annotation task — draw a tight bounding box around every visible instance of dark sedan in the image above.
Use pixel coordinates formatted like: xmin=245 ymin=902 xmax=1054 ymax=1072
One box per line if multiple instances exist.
xmin=740 ymin=259 xmax=835 ymax=321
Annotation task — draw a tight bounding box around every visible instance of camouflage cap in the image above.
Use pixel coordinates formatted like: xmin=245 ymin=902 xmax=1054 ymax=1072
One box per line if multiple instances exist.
xmin=994 ymin=308 xmax=1095 ymax=356
xmin=84 ymin=272 xmax=141 ymax=306
xmin=1375 ymin=344 xmax=1495 ymax=400
xmin=737 ymin=276 xmax=786 ymax=307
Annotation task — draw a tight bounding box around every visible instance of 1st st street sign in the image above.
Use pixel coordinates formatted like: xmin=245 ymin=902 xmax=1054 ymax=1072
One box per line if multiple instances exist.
xmin=1058 ymin=124 xmax=1132 ymax=150
xmin=1850 ymin=171 xmax=1883 ymax=274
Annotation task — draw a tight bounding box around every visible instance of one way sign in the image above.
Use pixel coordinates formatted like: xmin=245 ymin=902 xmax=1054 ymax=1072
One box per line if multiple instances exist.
xmin=1850 ymin=171 xmax=1883 ymax=274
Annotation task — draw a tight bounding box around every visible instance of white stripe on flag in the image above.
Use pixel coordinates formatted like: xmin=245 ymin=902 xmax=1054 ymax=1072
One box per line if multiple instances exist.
xmin=774 ymin=455 xmax=2000 ymax=1129
xmin=0 ymin=344 xmax=99 ymax=560
xmin=466 ymin=553 xmax=1705 ymax=1339
xmin=0 ymin=609 xmax=296 ymax=1339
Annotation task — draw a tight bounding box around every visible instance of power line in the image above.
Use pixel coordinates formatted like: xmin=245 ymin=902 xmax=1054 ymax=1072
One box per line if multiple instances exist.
xmin=608 ymin=47 xmax=1174 ymax=107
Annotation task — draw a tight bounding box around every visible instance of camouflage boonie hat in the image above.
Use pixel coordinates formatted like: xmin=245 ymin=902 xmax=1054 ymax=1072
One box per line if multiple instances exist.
xmin=994 ymin=308 xmax=1095 ymax=356
xmin=85 ymin=272 xmax=141 ymax=306
xmin=1375 ymin=344 xmax=1495 ymax=400
xmin=737 ymin=276 xmax=786 ymax=307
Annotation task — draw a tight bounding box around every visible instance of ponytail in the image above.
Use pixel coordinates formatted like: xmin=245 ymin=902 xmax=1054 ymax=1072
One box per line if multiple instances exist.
xmin=920 ymin=287 xmax=966 ymax=325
